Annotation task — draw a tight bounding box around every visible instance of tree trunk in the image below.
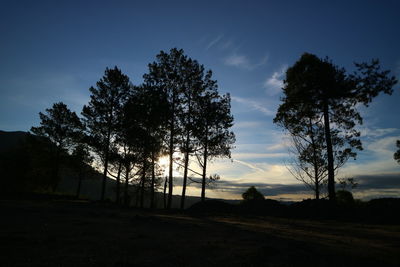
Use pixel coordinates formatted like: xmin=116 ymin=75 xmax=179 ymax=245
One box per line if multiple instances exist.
xmin=181 ymin=92 xmax=192 ymax=209
xmin=181 ymin=133 xmax=190 ymax=209
xmin=180 ymin=151 xmax=190 ymax=209
xmin=150 ymin=153 xmax=156 ymax=209
xmin=116 ymin=161 xmax=122 ymax=204
xmin=101 ymin=129 xmax=111 ymax=201
xmin=323 ymin=99 xmax=336 ymax=202
xmin=201 ymin=139 xmax=208 ymax=202
xmin=167 ymin=124 xmax=174 ymax=209
xmin=101 ymin=152 xmax=109 ymax=201
xmin=163 ymin=176 xmax=167 ymax=209
xmin=309 ymin=118 xmax=320 ymax=201
xmin=140 ymin=160 xmax=146 ymax=208
xmin=124 ymin=164 xmax=130 ymax=206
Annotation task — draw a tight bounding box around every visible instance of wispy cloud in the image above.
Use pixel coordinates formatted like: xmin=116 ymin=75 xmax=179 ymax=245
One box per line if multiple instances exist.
xmin=359 ymin=127 xmax=398 ymax=138
xmin=233 ymin=152 xmax=287 ymax=160
xmin=224 ymin=54 xmax=268 ymax=70
xmin=233 ymin=159 xmax=266 ymax=172
xmin=264 ymin=65 xmax=287 ymax=95
xmin=224 ymin=54 xmax=250 ymax=68
xmin=265 ymin=143 xmax=287 ymax=152
xmin=231 ymin=96 xmax=274 ymax=116
xmin=206 ymin=34 xmax=224 ymax=50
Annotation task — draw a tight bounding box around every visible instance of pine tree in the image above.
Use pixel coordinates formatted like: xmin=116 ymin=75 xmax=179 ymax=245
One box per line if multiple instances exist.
xmin=31 ymin=102 xmax=82 ymax=192
xmin=81 ymin=66 xmax=131 ymax=201
xmin=274 ymin=53 xmax=397 ymax=201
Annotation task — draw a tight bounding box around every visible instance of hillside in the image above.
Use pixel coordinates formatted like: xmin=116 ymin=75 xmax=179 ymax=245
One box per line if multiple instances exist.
xmin=0 ymin=130 xmax=205 ymax=209
xmin=0 ymin=130 xmax=28 ymax=151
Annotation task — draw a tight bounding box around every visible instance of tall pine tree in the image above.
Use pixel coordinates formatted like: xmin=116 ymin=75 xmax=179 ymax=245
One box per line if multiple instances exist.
xmin=82 ymin=66 xmax=131 ymax=201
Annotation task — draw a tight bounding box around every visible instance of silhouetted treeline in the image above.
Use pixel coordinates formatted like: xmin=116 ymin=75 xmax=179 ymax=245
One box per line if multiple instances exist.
xmin=15 ymin=48 xmax=235 ymax=208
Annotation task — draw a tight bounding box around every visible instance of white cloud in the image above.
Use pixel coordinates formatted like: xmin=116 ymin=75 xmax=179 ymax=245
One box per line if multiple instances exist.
xmin=264 ymin=65 xmax=287 ymax=95
xmin=365 ymin=135 xmax=399 ymax=158
xmin=224 ymin=54 xmax=268 ymax=70
xmin=224 ymin=54 xmax=249 ymax=68
xmin=231 ymin=96 xmax=274 ymax=116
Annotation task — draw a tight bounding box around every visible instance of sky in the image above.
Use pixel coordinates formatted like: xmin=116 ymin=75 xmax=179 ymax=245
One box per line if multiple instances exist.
xmin=1 ymin=0 xmax=399 ymax=201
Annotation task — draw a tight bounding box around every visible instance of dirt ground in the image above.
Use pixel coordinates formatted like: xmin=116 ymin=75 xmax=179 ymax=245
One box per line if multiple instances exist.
xmin=1 ymin=199 xmax=399 ymax=267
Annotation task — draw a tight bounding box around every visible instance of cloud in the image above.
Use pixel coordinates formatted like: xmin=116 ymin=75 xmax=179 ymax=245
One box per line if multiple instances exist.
xmin=224 ymin=54 xmax=249 ymax=68
xmin=233 ymin=159 xmax=266 ymax=172
xmin=366 ymin=135 xmax=399 ymax=154
xmin=359 ymin=127 xmax=398 ymax=138
xmin=355 ymin=173 xmax=400 ymax=190
xmin=264 ymin=65 xmax=287 ymax=95
xmin=233 ymin=152 xmax=287 ymax=160
xmin=231 ymin=96 xmax=274 ymax=116
xmin=224 ymin=54 xmax=268 ymax=70
xmin=206 ymin=34 xmax=224 ymax=50
xmin=265 ymin=143 xmax=287 ymax=152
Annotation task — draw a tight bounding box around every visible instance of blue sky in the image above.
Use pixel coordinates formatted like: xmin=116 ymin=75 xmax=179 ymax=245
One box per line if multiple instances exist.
xmin=1 ymin=0 xmax=399 ymax=200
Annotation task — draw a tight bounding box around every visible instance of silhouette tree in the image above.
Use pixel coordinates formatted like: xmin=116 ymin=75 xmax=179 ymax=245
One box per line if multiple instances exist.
xmin=274 ymin=53 xmax=397 ymax=202
xmin=31 ymin=102 xmax=83 ymax=192
xmin=82 ymin=66 xmax=131 ymax=201
xmin=242 ymin=186 xmax=265 ymax=201
xmin=195 ymin=87 xmax=235 ymax=202
xmin=395 ymin=140 xmax=400 ymax=164
xmin=143 ymin=48 xmax=186 ymax=209
xmin=177 ymin=59 xmax=215 ymax=209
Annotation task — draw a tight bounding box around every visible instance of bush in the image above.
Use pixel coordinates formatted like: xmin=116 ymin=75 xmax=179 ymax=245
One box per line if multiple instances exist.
xmin=242 ymin=186 xmax=265 ymax=202
xmin=336 ymin=190 xmax=354 ymax=205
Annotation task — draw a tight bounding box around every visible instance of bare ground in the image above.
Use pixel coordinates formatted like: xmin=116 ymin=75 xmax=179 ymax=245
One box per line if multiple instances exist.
xmin=1 ymin=199 xmax=399 ymax=267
